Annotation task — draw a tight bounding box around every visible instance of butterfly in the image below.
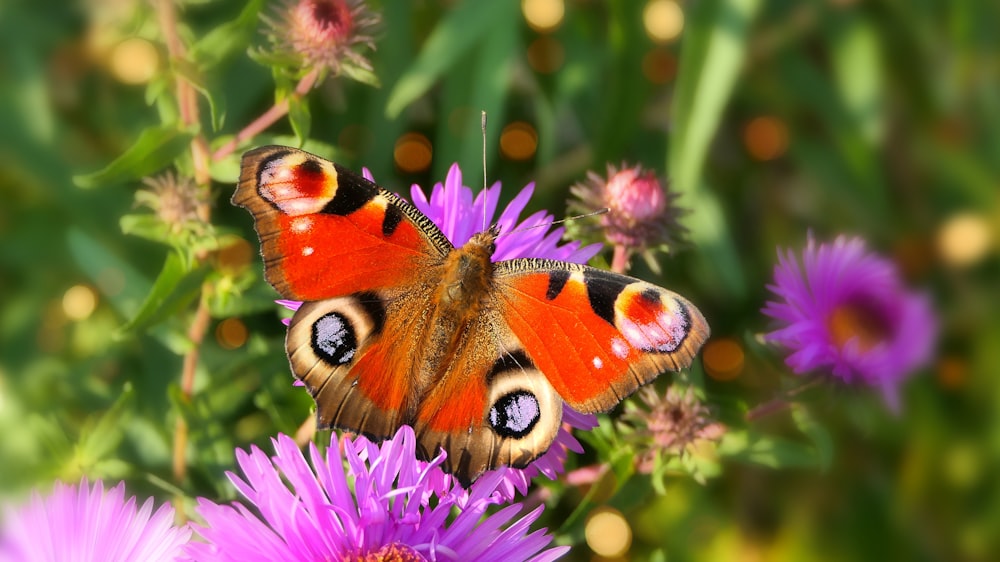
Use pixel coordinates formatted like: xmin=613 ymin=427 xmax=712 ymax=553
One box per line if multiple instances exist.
xmin=234 ymin=146 xmax=710 ymax=485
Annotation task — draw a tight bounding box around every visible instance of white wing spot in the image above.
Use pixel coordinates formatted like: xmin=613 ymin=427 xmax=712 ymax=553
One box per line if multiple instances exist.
xmin=302 ymin=246 xmax=314 ymax=256
xmin=291 ymin=217 xmax=312 ymax=232
xmin=611 ymin=337 xmax=629 ymax=359
xmin=273 ymin=167 xmax=294 ymax=181
xmin=592 ymin=356 xmax=604 ymax=369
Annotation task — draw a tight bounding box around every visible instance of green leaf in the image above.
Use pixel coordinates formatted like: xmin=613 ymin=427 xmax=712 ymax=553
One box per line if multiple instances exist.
xmin=189 ymin=0 xmax=264 ymax=70
xmin=717 ymin=430 xmax=819 ymax=469
xmin=832 ymin=18 xmax=884 ymax=146
xmin=385 ymin=0 xmax=514 ymax=118
xmin=340 ymin=63 xmax=381 ymax=88
xmin=432 ymin=1 xmax=518 ymax=181
xmin=288 ymin=94 xmax=311 ymax=146
xmin=74 ymin=125 xmax=195 ymax=188
xmin=791 ymin=403 xmax=834 ymax=471
xmin=670 ymin=0 xmax=762 ymax=193
xmin=668 ymin=0 xmax=762 ymax=298
xmin=75 ymin=384 xmax=134 ymax=471
xmin=116 ymin=252 xmax=210 ymax=336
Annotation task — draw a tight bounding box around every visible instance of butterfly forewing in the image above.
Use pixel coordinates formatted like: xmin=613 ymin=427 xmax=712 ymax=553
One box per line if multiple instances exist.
xmin=234 ymin=146 xmax=451 ymax=301
xmin=494 ymin=260 xmax=710 ymax=413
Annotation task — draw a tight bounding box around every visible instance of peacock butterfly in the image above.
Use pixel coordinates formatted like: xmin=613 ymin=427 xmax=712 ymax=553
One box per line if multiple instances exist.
xmin=234 ymin=146 xmax=710 ymax=485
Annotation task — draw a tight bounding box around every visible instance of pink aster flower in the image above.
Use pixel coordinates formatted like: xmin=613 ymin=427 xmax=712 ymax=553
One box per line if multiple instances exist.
xmin=259 ymin=0 xmax=380 ymax=83
xmin=762 ymin=234 xmax=937 ymax=410
xmin=279 ymin=163 xmax=602 ymax=494
xmin=186 ymin=427 xmax=568 ymax=561
xmin=0 ymin=479 xmax=191 ymax=562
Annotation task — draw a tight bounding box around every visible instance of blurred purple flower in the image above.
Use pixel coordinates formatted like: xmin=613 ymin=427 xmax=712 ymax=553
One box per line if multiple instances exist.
xmin=186 ymin=427 xmax=568 ymax=562
xmin=0 ymin=479 xmax=190 ymax=562
xmin=279 ymin=163 xmax=601 ymax=492
xmin=762 ymin=235 xmax=937 ymax=410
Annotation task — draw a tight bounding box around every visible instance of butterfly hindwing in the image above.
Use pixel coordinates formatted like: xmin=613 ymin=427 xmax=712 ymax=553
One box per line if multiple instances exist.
xmin=411 ymin=310 xmax=563 ymax=482
xmin=234 ymin=146 xmax=451 ymax=301
xmin=285 ymin=287 xmax=438 ymax=441
xmin=495 ymin=259 xmax=710 ymax=414
xmin=287 ymin=292 xmax=564 ymax=485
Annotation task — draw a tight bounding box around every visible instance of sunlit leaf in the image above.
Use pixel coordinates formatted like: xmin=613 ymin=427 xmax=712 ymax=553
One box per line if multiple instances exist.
xmin=116 ymin=251 xmax=210 ymax=336
xmin=669 ymin=0 xmax=762 ymax=298
xmin=74 ymin=126 xmax=196 ymax=188
xmin=833 ymin=18 xmax=884 ymax=146
xmin=385 ymin=0 xmax=514 ymax=118
xmin=288 ymin=94 xmax=311 ymax=146
xmin=718 ymin=430 xmax=819 ymax=469
xmin=189 ymin=0 xmax=264 ymax=70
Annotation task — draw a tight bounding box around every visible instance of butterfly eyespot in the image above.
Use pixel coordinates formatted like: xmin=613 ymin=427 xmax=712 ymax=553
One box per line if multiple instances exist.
xmin=488 ymin=390 xmax=541 ymax=439
xmin=311 ymin=312 xmax=358 ymax=365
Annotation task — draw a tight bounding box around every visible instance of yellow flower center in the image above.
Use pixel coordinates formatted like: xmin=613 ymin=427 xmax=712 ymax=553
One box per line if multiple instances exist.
xmin=346 ymin=543 xmax=425 ymax=562
xmin=827 ymin=302 xmax=890 ymax=352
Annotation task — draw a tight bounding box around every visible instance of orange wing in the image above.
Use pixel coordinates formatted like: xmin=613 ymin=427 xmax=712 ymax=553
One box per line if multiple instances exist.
xmin=494 ymin=259 xmax=710 ymax=414
xmin=234 ymin=146 xmax=452 ymax=301
xmin=236 ymin=146 xmax=450 ymax=451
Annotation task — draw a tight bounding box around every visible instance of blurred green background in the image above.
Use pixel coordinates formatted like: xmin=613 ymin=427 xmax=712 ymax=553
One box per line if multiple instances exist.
xmin=1 ymin=0 xmax=998 ymax=560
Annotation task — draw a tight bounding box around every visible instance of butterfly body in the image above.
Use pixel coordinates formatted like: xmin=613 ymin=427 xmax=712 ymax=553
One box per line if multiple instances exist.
xmin=236 ymin=146 xmax=710 ymax=484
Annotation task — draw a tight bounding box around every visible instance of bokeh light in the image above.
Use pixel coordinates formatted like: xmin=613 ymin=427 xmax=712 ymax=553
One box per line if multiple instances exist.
xmin=937 ymin=356 xmax=967 ymax=389
xmin=499 ymin=121 xmax=538 ymax=161
xmin=215 ymin=237 xmax=254 ymax=275
xmin=526 ymin=36 xmax=565 ymax=74
xmin=109 ymin=37 xmax=159 ymax=84
xmin=62 ymin=285 xmax=98 ymax=321
xmin=216 ymin=318 xmax=248 ymax=350
xmin=703 ymin=337 xmax=745 ymax=381
xmin=337 ymin=124 xmax=372 ymax=155
xmin=643 ymin=0 xmax=685 ymax=43
xmin=743 ymin=116 xmax=789 ymax=161
xmin=394 ymin=133 xmax=433 ymax=173
xmin=937 ymin=212 xmax=992 ymax=268
xmin=585 ymin=507 xmax=632 ymax=557
xmin=522 ymin=0 xmax=565 ymax=33
xmin=642 ymin=48 xmax=678 ymax=84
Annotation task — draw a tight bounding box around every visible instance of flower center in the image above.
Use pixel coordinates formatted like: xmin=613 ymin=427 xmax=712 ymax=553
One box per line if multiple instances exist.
xmin=347 ymin=543 xmax=426 ymax=562
xmin=827 ymin=302 xmax=892 ymax=352
xmin=311 ymin=0 xmax=353 ymax=38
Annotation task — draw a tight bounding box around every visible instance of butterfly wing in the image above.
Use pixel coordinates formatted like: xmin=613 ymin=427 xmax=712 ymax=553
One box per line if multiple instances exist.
xmin=236 ymin=146 xmax=450 ymax=441
xmin=407 ymin=258 xmax=708 ymax=485
xmin=494 ymin=259 xmax=710 ymax=414
xmin=234 ymin=145 xmax=452 ymax=301
xmin=237 ymin=146 xmax=709 ymax=485
xmin=409 ymin=308 xmax=564 ymax=483
xmin=285 ymin=288 xmax=437 ymax=441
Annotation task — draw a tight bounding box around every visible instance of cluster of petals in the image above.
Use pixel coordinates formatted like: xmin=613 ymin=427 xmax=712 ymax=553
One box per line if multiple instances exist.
xmin=187 ymin=427 xmax=568 ymax=561
xmin=763 ymin=234 xmax=936 ymax=409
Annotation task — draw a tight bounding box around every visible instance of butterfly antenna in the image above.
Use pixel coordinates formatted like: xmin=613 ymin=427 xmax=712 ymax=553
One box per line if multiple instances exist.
xmin=481 ymin=110 xmax=489 ymax=233
xmin=496 ymin=208 xmax=610 ymax=238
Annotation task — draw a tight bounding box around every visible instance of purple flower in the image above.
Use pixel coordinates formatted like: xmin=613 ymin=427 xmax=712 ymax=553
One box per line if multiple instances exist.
xmin=410 ymin=164 xmax=601 ymax=264
xmin=186 ymin=427 xmax=569 ymax=561
xmin=0 ymin=479 xmax=190 ymax=562
xmin=762 ymin=235 xmax=937 ymax=410
xmin=279 ymin=163 xmax=602 ymax=491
